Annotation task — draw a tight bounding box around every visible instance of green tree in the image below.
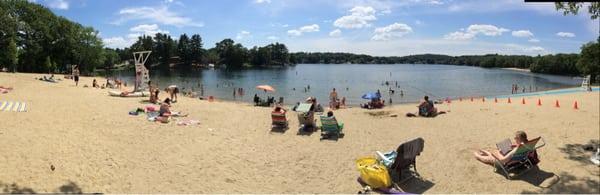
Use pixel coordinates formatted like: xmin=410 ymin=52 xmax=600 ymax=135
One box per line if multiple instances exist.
xmin=190 ymin=34 xmax=203 ymax=64
xmin=555 ymin=2 xmax=600 ymax=20
xmin=577 ymin=39 xmax=600 ymax=83
xmin=6 ymin=37 xmax=18 ymax=72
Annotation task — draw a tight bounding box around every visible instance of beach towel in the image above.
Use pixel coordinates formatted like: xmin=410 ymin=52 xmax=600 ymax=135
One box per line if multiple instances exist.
xmin=147 ymin=111 xmax=160 ymax=121
xmin=176 ymin=119 xmax=200 ymax=126
xmin=403 ymin=138 xmax=424 ymax=159
xmin=0 ymin=101 xmax=27 ymax=112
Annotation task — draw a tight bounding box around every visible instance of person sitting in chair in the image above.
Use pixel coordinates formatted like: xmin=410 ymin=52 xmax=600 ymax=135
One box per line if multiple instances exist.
xmin=473 ymin=131 xmax=529 ymax=166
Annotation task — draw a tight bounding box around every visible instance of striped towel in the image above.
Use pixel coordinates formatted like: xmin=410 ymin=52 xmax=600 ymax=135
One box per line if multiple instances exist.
xmin=0 ymin=101 xmax=27 ymax=112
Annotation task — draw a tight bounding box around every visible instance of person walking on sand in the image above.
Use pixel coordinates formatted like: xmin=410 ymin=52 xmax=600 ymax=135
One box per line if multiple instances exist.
xmin=165 ymin=85 xmax=179 ymax=103
xmin=72 ymin=65 xmax=80 ymax=86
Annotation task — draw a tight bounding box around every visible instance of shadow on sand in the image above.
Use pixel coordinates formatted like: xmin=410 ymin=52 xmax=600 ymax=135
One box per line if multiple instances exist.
xmin=1 ymin=180 xmax=89 ymax=194
xmin=521 ymin=171 xmax=600 ymax=194
xmin=558 ymin=139 xmax=599 ymax=165
xmin=397 ymin=176 xmax=435 ymax=194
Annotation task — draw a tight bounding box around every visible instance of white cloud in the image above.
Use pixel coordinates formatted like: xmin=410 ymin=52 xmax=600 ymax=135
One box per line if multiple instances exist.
xmin=113 ymin=6 xmax=203 ymax=27
xmin=129 ymin=24 xmax=170 ymax=36
xmin=329 ymin=29 xmax=342 ymax=37
xmin=428 ymin=0 xmax=443 ymax=5
xmin=371 ymin=23 xmax=413 ymax=41
xmin=467 ymin=24 xmax=509 ymax=36
xmin=47 ymin=0 xmax=69 ymax=10
xmin=524 ymin=46 xmax=545 ymax=53
xmin=528 ymin=38 xmax=540 ymax=43
xmin=511 ymin=30 xmax=533 ymax=38
xmin=236 ymin=30 xmax=251 ymax=40
xmin=287 ymin=24 xmax=320 ymax=36
xmin=103 ymin=24 xmax=169 ymax=48
xmin=444 ymin=24 xmax=508 ymax=41
xmin=333 ymin=6 xmax=377 ymax=29
xmin=556 ymin=32 xmax=575 ymax=38
xmin=103 ymin=37 xmax=135 ymax=49
xmin=299 ymin=24 xmax=319 ymax=32
xmin=287 ymin=30 xmax=302 ymax=36
xmin=267 ymin=36 xmax=279 ymax=40
xmin=444 ymin=31 xmax=476 ymax=41
xmin=254 ymin=0 xmax=271 ymax=4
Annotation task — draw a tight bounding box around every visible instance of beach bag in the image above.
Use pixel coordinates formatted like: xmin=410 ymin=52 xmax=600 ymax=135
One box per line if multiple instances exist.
xmin=356 ymin=157 xmax=392 ymax=189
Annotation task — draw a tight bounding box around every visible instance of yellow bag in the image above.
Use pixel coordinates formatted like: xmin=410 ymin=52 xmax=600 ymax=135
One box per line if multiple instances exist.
xmin=356 ymin=157 xmax=392 ymax=189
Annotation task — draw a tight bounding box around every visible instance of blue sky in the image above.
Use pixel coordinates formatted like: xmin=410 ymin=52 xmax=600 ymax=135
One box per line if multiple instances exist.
xmin=35 ymin=0 xmax=598 ymax=56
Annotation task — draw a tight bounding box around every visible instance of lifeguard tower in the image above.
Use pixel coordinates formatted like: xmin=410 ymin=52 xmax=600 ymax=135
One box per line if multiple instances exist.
xmin=133 ymin=51 xmax=151 ymax=92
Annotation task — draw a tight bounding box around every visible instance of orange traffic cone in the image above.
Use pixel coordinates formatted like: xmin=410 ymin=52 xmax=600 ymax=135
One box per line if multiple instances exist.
xmin=494 ymin=97 xmax=498 ymax=103
xmin=537 ymin=99 xmax=542 ymax=106
xmin=521 ymin=98 xmax=526 ymax=104
xmin=573 ymin=101 xmax=579 ymax=110
xmin=508 ymin=97 xmax=512 ymax=103
xmin=555 ymin=100 xmax=560 ymax=108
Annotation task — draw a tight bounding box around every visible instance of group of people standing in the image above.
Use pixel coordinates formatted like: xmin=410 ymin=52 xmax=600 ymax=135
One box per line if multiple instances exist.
xmin=511 ymin=84 xmax=538 ymax=94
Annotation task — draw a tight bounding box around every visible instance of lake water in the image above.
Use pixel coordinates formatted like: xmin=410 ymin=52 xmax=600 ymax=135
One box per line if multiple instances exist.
xmin=108 ymin=64 xmax=582 ymax=105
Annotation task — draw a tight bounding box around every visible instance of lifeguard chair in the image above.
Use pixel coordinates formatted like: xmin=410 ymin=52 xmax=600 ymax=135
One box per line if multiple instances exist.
xmin=133 ymin=51 xmax=151 ymax=92
xmin=581 ymin=75 xmax=591 ymax=91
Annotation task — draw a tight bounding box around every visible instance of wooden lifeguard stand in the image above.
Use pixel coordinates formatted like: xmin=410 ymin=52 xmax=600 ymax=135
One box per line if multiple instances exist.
xmin=133 ymin=51 xmax=151 ymax=92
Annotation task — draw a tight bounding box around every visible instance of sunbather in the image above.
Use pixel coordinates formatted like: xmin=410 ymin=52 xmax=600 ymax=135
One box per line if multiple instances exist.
xmin=473 ymin=131 xmax=528 ymax=165
xmin=159 ymin=98 xmax=188 ymax=117
xmin=92 ymin=79 xmax=99 ymax=88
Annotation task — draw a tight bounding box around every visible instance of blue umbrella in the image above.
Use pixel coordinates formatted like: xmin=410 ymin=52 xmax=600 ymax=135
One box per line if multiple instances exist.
xmin=362 ymin=92 xmax=381 ymax=100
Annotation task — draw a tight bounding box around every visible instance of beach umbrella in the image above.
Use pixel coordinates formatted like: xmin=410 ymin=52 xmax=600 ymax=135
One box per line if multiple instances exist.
xmin=256 ymin=85 xmax=275 ymax=92
xmin=362 ymin=92 xmax=381 ymax=100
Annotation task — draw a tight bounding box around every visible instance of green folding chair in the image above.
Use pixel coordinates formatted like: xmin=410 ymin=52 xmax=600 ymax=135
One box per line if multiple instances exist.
xmin=319 ymin=116 xmax=344 ymax=140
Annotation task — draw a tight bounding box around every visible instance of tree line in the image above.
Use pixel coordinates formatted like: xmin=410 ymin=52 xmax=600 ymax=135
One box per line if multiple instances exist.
xmin=290 ymin=39 xmax=598 ymax=79
xmin=114 ymin=35 xmax=291 ymax=70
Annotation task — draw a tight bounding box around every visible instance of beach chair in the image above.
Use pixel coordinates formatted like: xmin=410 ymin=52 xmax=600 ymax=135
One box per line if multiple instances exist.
xmin=389 ymin=137 xmax=424 ymax=184
xmin=493 ymin=136 xmax=546 ymax=179
xmin=296 ymin=103 xmax=316 ymax=131
xmin=319 ymin=116 xmax=344 ymax=139
xmin=271 ymin=112 xmax=288 ymax=130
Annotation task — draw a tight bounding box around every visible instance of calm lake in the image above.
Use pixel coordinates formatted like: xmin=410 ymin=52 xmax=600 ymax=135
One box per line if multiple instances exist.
xmin=108 ymin=64 xmax=582 ymax=105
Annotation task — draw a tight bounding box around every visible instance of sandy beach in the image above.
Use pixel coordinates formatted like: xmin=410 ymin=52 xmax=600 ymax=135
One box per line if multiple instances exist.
xmin=0 ymin=72 xmax=598 ymax=193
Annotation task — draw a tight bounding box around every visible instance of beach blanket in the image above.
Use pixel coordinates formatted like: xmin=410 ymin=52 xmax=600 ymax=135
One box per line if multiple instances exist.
xmin=0 ymin=101 xmax=27 ymax=112
xmin=176 ymin=119 xmax=200 ymax=126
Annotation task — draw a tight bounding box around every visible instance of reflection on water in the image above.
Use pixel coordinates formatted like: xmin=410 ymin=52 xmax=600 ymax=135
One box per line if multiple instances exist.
xmin=107 ymin=64 xmax=581 ymax=105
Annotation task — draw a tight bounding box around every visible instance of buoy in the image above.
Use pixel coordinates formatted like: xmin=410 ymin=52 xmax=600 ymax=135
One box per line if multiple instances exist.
xmin=537 ymin=99 xmax=542 ymax=106
xmin=521 ymin=98 xmax=526 ymax=104
xmin=508 ymin=97 xmax=512 ymax=103
xmin=573 ymin=101 xmax=579 ymax=110
xmin=494 ymin=97 xmax=498 ymax=103
xmin=555 ymin=100 xmax=560 ymax=108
